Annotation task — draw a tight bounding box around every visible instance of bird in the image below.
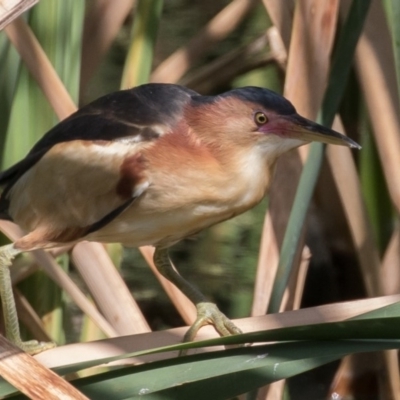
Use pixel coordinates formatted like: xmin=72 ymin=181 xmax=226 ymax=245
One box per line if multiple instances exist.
xmin=0 ymin=83 xmax=360 ymax=354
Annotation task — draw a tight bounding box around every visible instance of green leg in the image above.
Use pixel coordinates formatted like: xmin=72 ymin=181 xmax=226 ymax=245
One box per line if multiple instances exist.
xmin=153 ymin=247 xmax=242 ymax=343
xmin=0 ymin=243 xmax=55 ymax=354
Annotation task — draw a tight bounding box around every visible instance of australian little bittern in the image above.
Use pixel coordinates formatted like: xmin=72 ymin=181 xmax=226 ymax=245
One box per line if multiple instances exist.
xmin=0 ymin=84 xmax=359 ymax=353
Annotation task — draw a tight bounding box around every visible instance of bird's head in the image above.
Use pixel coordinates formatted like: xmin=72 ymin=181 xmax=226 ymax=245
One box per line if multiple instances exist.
xmin=187 ymin=86 xmax=360 ymax=163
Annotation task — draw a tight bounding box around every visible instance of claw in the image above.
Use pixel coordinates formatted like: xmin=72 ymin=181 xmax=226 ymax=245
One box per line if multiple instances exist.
xmin=181 ymin=302 xmax=242 ymax=355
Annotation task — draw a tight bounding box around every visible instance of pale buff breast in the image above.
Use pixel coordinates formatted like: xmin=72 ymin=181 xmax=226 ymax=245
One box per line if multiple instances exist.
xmin=85 ymin=144 xmax=273 ymax=247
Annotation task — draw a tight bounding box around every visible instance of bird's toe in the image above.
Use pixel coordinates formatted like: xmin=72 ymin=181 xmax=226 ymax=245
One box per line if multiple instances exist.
xmin=183 ymin=302 xmax=242 ymax=343
xmin=19 ymin=340 xmax=56 ymax=355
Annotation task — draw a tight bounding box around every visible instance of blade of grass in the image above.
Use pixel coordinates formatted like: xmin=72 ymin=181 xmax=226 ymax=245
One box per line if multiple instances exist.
xmin=267 ymin=0 xmax=371 ymax=313
xmin=385 ymin=0 xmax=400 ymax=101
xmin=121 ymin=0 xmax=163 ymax=88
xmin=359 ymin=108 xmax=393 ymax=255
xmin=267 ymin=144 xmax=324 ymax=313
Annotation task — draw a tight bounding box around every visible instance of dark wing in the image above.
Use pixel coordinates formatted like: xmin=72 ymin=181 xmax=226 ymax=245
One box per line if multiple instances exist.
xmin=0 ymin=83 xmax=198 ymax=219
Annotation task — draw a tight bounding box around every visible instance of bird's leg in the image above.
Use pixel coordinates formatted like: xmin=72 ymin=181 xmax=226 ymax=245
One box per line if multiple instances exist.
xmin=0 ymin=244 xmax=55 ymax=354
xmin=153 ymin=247 xmax=242 ymax=343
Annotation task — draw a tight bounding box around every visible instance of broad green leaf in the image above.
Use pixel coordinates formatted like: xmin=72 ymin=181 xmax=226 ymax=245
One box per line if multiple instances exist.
xmin=8 ymin=340 xmax=399 ymax=400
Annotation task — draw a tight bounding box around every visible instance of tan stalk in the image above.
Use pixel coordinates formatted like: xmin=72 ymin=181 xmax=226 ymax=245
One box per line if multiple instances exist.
xmin=4 ymin=17 xmax=76 ymax=119
xmin=327 ymin=353 xmax=383 ymax=400
xmin=267 ymin=25 xmax=288 ymax=70
xmin=283 ymin=246 xmax=311 ymax=311
xmin=259 ymin=247 xmax=311 ymax=400
xmin=261 ymin=0 xmax=294 ymax=49
xmin=382 ymin=228 xmax=400 ymax=295
xmin=327 ymin=117 xmax=382 ymax=296
xmin=383 ymin=350 xmax=400 ymax=400
xmin=252 ymin=212 xmax=280 ymax=316
xmin=258 ymin=382 xmax=285 ymax=400
xmin=0 ymin=335 xmax=89 ymax=400
xmin=72 ymin=243 xmax=150 ymax=335
xmin=150 ymin=0 xmax=258 ymax=83
xmin=252 ymin=0 xmax=339 ymax=314
xmin=0 ymin=220 xmax=117 ymax=338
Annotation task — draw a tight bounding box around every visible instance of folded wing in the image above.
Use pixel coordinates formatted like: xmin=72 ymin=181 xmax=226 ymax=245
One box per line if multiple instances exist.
xmin=0 ymin=84 xmax=195 ymax=249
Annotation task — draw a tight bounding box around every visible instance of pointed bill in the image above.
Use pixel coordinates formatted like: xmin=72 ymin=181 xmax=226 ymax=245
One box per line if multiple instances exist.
xmin=282 ymin=114 xmax=361 ymax=149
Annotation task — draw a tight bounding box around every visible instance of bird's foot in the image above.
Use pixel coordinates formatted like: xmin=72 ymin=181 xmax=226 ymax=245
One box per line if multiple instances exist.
xmin=183 ymin=302 xmax=242 ymax=344
xmin=16 ymin=339 xmax=56 ymax=355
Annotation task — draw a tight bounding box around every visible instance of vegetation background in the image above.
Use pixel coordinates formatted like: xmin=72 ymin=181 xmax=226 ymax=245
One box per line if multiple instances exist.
xmin=0 ymin=0 xmax=400 ymax=399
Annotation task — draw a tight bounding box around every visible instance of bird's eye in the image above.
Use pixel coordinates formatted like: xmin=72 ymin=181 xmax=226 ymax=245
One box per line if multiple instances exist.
xmin=254 ymin=112 xmax=268 ymax=125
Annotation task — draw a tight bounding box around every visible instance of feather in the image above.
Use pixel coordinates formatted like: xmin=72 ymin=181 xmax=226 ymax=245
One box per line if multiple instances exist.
xmin=0 ymin=84 xmax=196 ymax=190
xmin=0 ymin=83 xmax=200 ymax=246
xmin=0 ymin=84 xmax=197 ymax=225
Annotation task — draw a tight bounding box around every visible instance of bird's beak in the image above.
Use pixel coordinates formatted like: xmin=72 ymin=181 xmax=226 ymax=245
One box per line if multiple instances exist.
xmin=281 ymin=114 xmax=361 ymax=149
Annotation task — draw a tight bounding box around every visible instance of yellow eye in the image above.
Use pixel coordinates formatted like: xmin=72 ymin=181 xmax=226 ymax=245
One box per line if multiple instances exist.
xmin=254 ymin=112 xmax=268 ymax=125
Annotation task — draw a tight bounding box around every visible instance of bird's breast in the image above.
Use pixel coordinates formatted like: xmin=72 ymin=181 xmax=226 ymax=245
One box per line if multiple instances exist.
xmin=89 ymin=145 xmax=273 ymax=247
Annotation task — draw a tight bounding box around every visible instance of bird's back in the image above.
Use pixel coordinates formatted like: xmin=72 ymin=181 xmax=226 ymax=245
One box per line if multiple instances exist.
xmin=0 ymin=84 xmax=198 ymax=249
